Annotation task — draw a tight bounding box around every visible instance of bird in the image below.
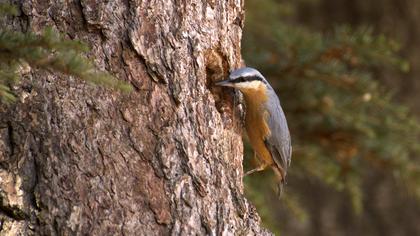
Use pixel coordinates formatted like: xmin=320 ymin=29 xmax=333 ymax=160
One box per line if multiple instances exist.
xmin=216 ymin=67 xmax=292 ymax=196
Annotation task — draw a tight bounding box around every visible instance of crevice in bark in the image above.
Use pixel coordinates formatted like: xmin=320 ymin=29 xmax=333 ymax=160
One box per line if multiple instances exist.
xmin=6 ymin=122 xmax=15 ymax=158
xmin=205 ymin=49 xmax=233 ymax=116
xmin=29 ymin=151 xmax=40 ymax=212
xmin=0 ymin=197 xmax=27 ymax=221
xmin=132 ymin=53 xmax=164 ymax=85
xmin=204 ymin=49 xmax=228 ymax=86
xmin=77 ymin=0 xmax=93 ymax=31
xmin=168 ymin=81 xmax=182 ymax=106
xmin=17 ymin=3 xmax=30 ymax=32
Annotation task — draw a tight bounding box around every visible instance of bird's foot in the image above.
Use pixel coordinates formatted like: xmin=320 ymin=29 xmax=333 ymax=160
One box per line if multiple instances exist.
xmin=243 ymin=164 xmax=268 ymax=177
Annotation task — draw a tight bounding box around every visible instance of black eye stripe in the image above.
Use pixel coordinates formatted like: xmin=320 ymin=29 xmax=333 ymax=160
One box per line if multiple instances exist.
xmin=231 ymin=76 xmax=264 ymax=83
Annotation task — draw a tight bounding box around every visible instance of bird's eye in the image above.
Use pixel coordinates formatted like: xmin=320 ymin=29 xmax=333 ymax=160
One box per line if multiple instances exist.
xmin=232 ymin=77 xmax=245 ymax=83
xmin=245 ymin=76 xmax=262 ymax=82
xmin=232 ymin=75 xmax=263 ymax=83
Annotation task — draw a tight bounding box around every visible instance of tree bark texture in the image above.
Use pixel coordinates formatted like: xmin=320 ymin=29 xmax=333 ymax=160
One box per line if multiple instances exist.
xmin=0 ymin=0 xmax=271 ymax=235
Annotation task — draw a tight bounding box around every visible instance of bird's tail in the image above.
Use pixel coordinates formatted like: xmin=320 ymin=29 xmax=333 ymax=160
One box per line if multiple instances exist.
xmin=272 ymin=167 xmax=286 ymax=198
xmin=277 ymin=180 xmax=285 ymax=198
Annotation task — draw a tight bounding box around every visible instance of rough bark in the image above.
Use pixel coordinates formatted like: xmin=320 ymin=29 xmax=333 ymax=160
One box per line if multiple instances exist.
xmin=0 ymin=0 xmax=271 ymax=235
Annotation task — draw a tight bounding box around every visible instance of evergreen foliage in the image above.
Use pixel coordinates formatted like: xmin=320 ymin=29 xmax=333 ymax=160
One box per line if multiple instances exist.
xmin=243 ymin=0 xmax=420 ymax=232
xmin=0 ymin=3 xmax=131 ymax=102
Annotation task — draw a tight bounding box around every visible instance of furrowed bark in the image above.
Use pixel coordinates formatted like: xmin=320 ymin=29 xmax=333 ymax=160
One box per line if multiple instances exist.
xmin=0 ymin=0 xmax=271 ymax=235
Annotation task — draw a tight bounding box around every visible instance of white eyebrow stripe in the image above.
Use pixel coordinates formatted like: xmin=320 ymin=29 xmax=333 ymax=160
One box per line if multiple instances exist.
xmin=230 ymin=72 xmax=260 ymax=79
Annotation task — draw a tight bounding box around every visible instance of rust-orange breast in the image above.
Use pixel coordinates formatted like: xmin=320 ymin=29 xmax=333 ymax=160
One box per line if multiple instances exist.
xmin=242 ymin=87 xmax=273 ymax=165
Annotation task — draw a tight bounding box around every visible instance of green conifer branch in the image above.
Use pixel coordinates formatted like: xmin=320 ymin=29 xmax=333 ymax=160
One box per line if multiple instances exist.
xmin=0 ymin=3 xmax=132 ymax=102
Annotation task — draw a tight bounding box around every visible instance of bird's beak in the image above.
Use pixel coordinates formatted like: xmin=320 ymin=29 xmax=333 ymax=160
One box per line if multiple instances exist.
xmin=215 ymin=79 xmax=234 ymax=87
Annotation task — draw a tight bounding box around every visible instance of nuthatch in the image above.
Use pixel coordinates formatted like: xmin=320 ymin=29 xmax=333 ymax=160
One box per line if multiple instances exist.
xmin=216 ymin=67 xmax=292 ymax=195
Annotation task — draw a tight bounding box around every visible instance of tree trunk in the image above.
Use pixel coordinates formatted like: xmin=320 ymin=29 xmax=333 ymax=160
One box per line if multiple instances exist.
xmin=0 ymin=0 xmax=271 ymax=235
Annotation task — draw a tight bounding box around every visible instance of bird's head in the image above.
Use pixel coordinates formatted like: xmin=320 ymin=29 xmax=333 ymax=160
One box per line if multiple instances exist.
xmin=215 ymin=67 xmax=269 ymax=93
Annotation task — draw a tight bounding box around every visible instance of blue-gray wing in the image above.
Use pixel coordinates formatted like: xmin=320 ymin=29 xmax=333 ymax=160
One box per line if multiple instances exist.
xmin=264 ymin=90 xmax=292 ymax=180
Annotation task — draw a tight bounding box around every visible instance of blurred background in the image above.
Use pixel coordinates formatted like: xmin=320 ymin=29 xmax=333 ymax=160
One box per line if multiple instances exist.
xmin=241 ymin=0 xmax=420 ymax=235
